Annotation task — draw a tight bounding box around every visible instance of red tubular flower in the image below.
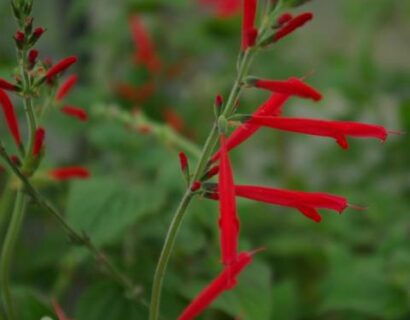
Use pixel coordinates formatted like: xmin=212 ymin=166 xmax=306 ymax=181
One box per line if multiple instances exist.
xmin=273 ymin=12 xmax=313 ymax=43
xmin=33 ymin=127 xmax=45 ymax=156
xmin=277 ymin=13 xmax=293 ymax=26
xmin=211 ymin=93 xmax=290 ymax=161
xmin=219 ymin=135 xmax=240 ymax=266
xmin=241 ymin=0 xmax=258 ymax=50
xmin=0 ymin=79 xmax=18 ymax=91
xmin=48 ymin=167 xmax=90 ymax=181
xmin=61 ymin=105 xmax=88 ymax=121
xmin=0 ymin=89 xmax=21 ymax=146
xmin=178 ymin=251 xmax=254 ymax=320
xmin=249 ymin=116 xmax=391 ymax=149
xmin=206 ymin=165 xmax=220 ymax=179
xmin=129 ymin=15 xmax=161 ymax=73
xmin=235 ymin=185 xmax=349 ymax=222
xmin=56 ymin=75 xmax=78 ymax=101
xmin=251 ymin=77 xmax=322 ymax=101
xmin=179 ymin=151 xmax=189 ymax=172
xmin=45 ymin=56 xmax=78 ymax=81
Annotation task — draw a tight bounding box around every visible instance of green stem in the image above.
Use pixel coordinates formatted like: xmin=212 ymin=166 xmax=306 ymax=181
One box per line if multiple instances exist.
xmin=149 ymin=48 xmax=255 ymax=320
xmin=0 ymin=191 xmax=26 ymax=320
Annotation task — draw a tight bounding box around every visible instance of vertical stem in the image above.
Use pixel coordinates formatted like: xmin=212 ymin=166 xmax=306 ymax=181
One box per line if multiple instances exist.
xmin=0 ymin=191 xmax=26 ymax=320
xmin=149 ymin=49 xmax=255 ymax=320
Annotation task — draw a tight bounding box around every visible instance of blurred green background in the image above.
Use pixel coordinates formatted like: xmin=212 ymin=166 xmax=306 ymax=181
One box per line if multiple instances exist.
xmin=0 ymin=0 xmax=409 ymax=319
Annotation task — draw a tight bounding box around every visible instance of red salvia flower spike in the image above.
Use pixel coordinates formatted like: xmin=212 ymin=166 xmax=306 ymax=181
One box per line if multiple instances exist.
xmin=248 ymin=116 xmax=391 ymax=149
xmin=0 ymin=79 xmax=18 ymax=91
xmin=273 ymin=12 xmax=313 ymax=43
xmin=129 ymin=15 xmax=161 ymax=73
xmin=178 ymin=251 xmax=254 ymax=320
xmin=45 ymin=56 xmax=78 ymax=81
xmin=248 ymin=77 xmax=322 ymax=101
xmin=211 ymin=93 xmax=290 ymax=161
xmin=56 ymin=75 xmax=78 ymax=101
xmin=48 ymin=167 xmax=90 ymax=181
xmin=33 ymin=127 xmax=45 ymax=156
xmin=191 ymin=181 xmax=202 ymax=192
xmin=60 ymin=105 xmax=88 ymax=121
xmin=0 ymin=89 xmax=22 ymax=146
xmin=234 ymin=185 xmax=349 ymax=222
xmin=219 ymin=135 xmax=240 ymax=266
xmin=241 ymin=0 xmax=258 ymax=50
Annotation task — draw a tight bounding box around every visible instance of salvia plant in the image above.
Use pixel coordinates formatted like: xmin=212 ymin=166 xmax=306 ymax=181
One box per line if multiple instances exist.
xmin=0 ymin=0 xmax=402 ymax=319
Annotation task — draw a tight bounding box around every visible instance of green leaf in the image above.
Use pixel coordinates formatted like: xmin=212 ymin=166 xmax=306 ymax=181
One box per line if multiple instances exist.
xmin=75 ymin=282 xmax=147 ymax=320
xmin=66 ymin=176 xmax=165 ymax=245
xmin=272 ymin=280 xmax=299 ymax=320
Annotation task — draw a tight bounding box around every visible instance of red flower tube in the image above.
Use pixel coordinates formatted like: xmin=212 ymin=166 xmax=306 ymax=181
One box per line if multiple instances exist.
xmin=235 ymin=185 xmax=349 ymax=222
xmin=273 ymin=12 xmax=313 ymax=43
xmin=178 ymin=251 xmax=253 ymax=320
xmin=45 ymin=56 xmax=78 ymax=81
xmin=0 ymin=89 xmax=21 ymax=146
xmin=61 ymin=105 xmax=88 ymax=121
xmin=129 ymin=15 xmax=161 ymax=73
xmin=241 ymin=0 xmax=258 ymax=50
xmin=48 ymin=167 xmax=90 ymax=181
xmin=251 ymin=77 xmax=322 ymax=101
xmin=0 ymin=79 xmax=18 ymax=91
xmin=56 ymin=75 xmax=78 ymax=101
xmin=249 ymin=116 xmax=391 ymax=149
xmin=211 ymin=93 xmax=290 ymax=161
xmin=33 ymin=127 xmax=45 ymax=156
xmin=218 ymin=135 xmax=240 ymax=265
xmin=179 ymin=151 xmax=189 ymax=173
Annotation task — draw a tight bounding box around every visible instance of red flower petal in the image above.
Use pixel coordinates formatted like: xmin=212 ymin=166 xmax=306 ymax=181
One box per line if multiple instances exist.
xmin=56 ymin=75 xmax=78 ymax=101
xmin=178 ymin=251 xmax=253 ymax=320
xmin=0 ymin=89 xmax=21 ymax=146
xmin=61 ymin=105 xmax=88 ymax=121
xmin=274 ymin=12 xmax=313 ymax=43
xmin=46 ymin=56 xmax=78 ymax=81
xmin=249 ymin=116 xmax=390 ymax=149
xmin=219 ymin=135 xmax=240 ymax=266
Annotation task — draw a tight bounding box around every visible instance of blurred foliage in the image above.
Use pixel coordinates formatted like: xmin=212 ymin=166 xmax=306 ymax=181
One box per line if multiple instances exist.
xmin=0 ymin=0 xmax=409 ymax=319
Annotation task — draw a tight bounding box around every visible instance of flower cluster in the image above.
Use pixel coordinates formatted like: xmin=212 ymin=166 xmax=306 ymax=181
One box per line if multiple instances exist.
xmin=0 ymin=3 xmax=89 ymax=181
xmin=176 ymin=1 xmax=396 ymax=319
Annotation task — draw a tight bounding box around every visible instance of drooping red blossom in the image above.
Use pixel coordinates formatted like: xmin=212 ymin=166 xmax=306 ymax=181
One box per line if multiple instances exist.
xmin=179 ymin=151 xmax=189 ymax=172
xmin=0 ymin=89 xmax=21 ymax=146
xmin=45 ymin=56 xmax=78 ymax=81
xmin=273 ymin=12 xmax=313 ymax=43
xmin=250 ymin=77 xmax=322 ymax=101
xmin=56 ymin=75 xmax=78 ymax=101
xmin=60 ymin=105 xmax=88 ymax=121
xmin=33 ymin=127 xmax=45 ymax=156
xmin=235 ymin=185 xmax=349 ymax=223
xmin=28 ymin=49 xmax=39 ymax=68
xmin=191 ymin=181 xmax=202 ymax=192
xmin=249 ymin=116 xmax=392 ymax=149
xmin=241 ymin=0 xmax=258 ymax=50
xmin=163 ymin=109 xmax=185 ymax=133
xmin=178 ymin=251 xmax=254 ymax=320
xmin=129 ymin=15 xmax=161 ymax=73
xmin=211 ymin=93 xmax=290 ymax=161
xmin=218 ymin=135 xmax=240 ymax=266
xmin=48 ymin=167 xmax=90 ymax=181
xmin=0 ymin=79 xmax=18 ymax=91
xmin=277 ymin=13 xmax=293 ymax=26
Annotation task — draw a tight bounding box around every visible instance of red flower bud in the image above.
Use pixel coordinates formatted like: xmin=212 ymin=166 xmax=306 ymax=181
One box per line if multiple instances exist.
xmin=56 ymin=75 xmax=78 ymax=101
xmin=60 ymin=105 xmax=88 ymax=121
xmin=33 ymin=27 xmax=45 ymax=39
xmin=178 ymin=251 xmax=254 ymax=320
xmin=241 ymin=0 xmax=258 ymax=50
xmin=215 ymin=94 xmax=223 ymax=108
xmin=191 ymin=181 xmax=202 ymax=192
xmin=14 ymin=31 xmax=25 ymax=42
xmin=45 ymin=56 xmax=78 ymax=81
xmin=179 ymin=151 xmax=189 ymax=173
xmin=28 ymin=49 xmax=39 ymax=68
xmin=0 ymin=89 xmax=22 ymax=146
xmin=277 ymin=13 xmax=293 ymax=26
xmin=33 ymin=127 xmax=45 ymax=156
xmin=206 ymin=165 xmax=219 ymax=179
xmin=49 ymin=167 xmax=90 ymax=181
xmin=274 ymin=12 xmax=313 ymax=43
xmin=0 ymin=79 xmax=18 ymax=91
